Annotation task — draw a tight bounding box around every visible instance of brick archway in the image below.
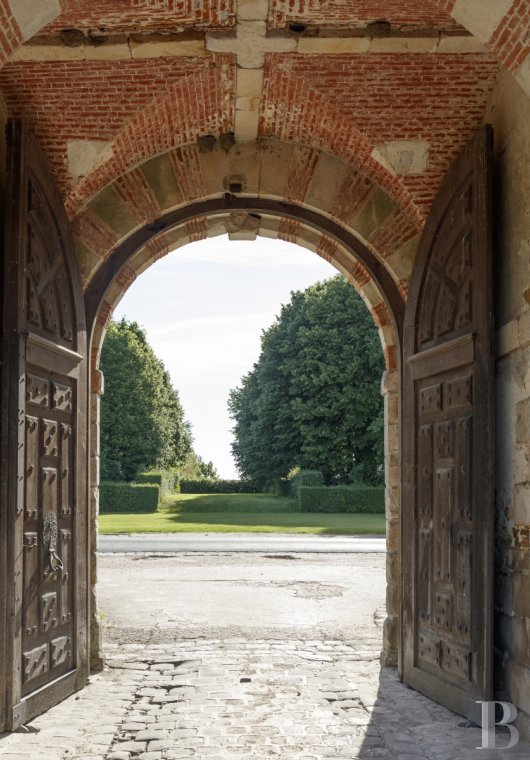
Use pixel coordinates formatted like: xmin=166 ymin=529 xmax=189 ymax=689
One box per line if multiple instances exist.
xmin=72 ymin=138 xmax=422 ymax=298
xmin=85 ymin=195 xmax=403 ymax=671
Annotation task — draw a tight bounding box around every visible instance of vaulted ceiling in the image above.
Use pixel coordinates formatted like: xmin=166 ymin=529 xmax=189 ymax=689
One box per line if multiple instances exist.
xmin=0 ymin=0 xmax=526 ymax=320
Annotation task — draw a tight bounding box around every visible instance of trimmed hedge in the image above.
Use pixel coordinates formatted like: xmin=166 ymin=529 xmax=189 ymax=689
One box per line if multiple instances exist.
xmin=136 ymin=469 xmax=179 ymax=498
xmin=266 ymin=478 xmax=291 ymax=497
xmin=180 ymin=478 xmax=262 ymax=494
xmin=100 ymin=481 xmax=160 ymax=513
xmin=299 ymin=484 xmax=385 ymax=513
xmin=289 ymin=469 xmax=325 ymax=498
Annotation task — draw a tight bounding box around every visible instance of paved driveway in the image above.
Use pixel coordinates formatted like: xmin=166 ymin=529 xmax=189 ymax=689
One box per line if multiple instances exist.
xmin=2 ymin=551 xmax=529 ymax=759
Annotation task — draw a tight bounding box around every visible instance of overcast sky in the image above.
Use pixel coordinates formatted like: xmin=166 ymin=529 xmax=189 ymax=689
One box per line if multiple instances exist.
xmin=113 ymin=235 xmax=335 ymax=477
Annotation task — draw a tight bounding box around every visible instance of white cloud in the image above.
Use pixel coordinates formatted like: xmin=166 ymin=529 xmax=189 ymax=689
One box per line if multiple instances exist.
xmin=149 ymin=311 xmax=272 ymax=337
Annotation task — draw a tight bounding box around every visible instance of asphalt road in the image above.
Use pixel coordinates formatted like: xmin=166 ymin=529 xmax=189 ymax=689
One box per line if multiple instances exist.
xmin=97 ymin=532 xmax=386 ymax=553
xmin=98 ymin=550 xmax=387 ymax=640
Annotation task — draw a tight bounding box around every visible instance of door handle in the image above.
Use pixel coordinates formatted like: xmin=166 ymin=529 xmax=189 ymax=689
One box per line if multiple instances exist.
xmin=43 ymin=512 xmax=63 ymax=576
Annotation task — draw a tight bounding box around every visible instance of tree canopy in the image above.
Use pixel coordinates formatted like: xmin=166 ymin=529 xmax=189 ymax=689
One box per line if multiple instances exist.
xmin=228 ymin=276 xmax=385 ymax=485
xmin=100 ymin=319 xmax=193 ymax=481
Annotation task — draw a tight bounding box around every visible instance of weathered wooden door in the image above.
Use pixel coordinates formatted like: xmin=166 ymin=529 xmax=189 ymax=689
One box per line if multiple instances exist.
xmin=0 ymin=120 xmax=88 ymax=731
xmin=402 ymin=126 xmax=493 ymax=717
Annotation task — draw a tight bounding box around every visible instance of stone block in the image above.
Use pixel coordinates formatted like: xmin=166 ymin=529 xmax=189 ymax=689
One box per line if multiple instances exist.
xmin=385 ymin=422 xmax=399 ymax=457
xmin=148 ymin=740 xmax=175 ymax=750
xmin=497 ymin=319 xmax=520 ymax=358
xmin=141 ymin=153 xmax=184 ymax=212
xmin=516 ymin=397 xmax=530 ymax=446
xmin=495 ymin=610 xmax=530 ymax=664
xmin=115 ymin=742 xmax=147 ymax=752
xmin=88 ymin=186 xmax=137 ymax=239
xmin=236 ymin=68 xmax=263 ymax=98
xmin=67 ymin=139 xmax=111 ymax=181
xmin=257 ymin=139 xmax=294 ymax=200
xmin=135 ymin=730 xmax=166 ymax=741
xmin=386 ymin=519 xmax=399 ymax=552
xmin=305 ymin=153 xmax=350 ymax=218
xmin=437 ymin=35 xmax=487 ymax=53
xmin=518 ymin=310 xmax=530 ymax=347
xmin=234 ymin=109 xmax=259 ymax=142
xmin=130 ymin=39 xmax=205 ymax=58
xmin=297 ymin=37 xmax=370 ymax=54
xmin=237 ymin=0 xmax=268 ymax=21
xmin=514 ymin=482 xmax=530 ymax=525
xmin=371 ymin=37 xmax=437 ymax=54
xmin=382 ymin=616 xmax=398 ymax=665
xmin=297 ymin=225 xmax=323 ymax=254
xmin=11 ymin=0 xmax=62 ymax=41
xmin=513 ymin=568 xmax=530 ymax=619
xmin=516 ymin=56 xmax=530 ymax=100
xmin=453 ymin=0 xmax=514 ymax=44
xmin=505 ymin=657 xmax=530 ymax=715
xmin=385 ymin=243 xmax=416 ymax=283
xmin=351 ymin=188 xmax=396 ymax=244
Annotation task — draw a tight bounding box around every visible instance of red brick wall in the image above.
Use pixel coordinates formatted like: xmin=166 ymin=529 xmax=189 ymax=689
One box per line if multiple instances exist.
xmin=489 ymin=0 xmax=530 ymax=72
xmin=264 ymin=53 xmax=499 ymax=215
xmin=0 ymin=0 xmax=22 ymax=67
xmin=0 ymin=54 xmax=236 ymax=213
xmin=43 ymin=0 xmax=235 ymax=33
xmin=268 ymin=0 xmax=461 ymax=30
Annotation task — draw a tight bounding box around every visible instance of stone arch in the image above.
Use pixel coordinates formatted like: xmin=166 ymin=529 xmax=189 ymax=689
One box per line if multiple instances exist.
xmin=64 ymin=67 xmax=421 ymax=228
xmin=72 ymin=137 xmax=423 ymax=303
xmin=85 ymin=196 xmax=403 ymax=670
xmin=88 ymin=204 xmax=401 ymax=372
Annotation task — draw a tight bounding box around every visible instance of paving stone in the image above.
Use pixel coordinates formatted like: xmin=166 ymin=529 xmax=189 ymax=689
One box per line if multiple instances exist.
xmin=114 ymin=740 xmax=147 ymax=751
xmin=3 ymin=638 xmax=530 ymax=760
xmin=134 ymin=730 xmax=166 ymax=741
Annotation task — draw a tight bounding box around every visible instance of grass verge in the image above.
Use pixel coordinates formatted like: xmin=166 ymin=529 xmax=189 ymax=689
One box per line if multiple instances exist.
xmin=98 ymin=493 xmax=386 ymax=536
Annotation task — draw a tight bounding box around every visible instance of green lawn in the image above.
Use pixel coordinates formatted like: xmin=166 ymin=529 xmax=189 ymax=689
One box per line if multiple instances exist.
xmin=98 ymin=493 xmax=386 ymax=536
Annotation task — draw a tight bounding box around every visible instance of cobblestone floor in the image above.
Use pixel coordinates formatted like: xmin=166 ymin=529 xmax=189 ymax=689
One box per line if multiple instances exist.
xmin=1 ymin=638 xmax=529 ymax=760
xmin=1 ymin=552 xmax=529 ymax=759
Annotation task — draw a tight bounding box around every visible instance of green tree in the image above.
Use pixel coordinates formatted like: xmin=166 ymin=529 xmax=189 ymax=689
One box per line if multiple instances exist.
xmin=197 ymin=458 xmax=220 ymax=479
xmin=100 ymin=319 xmax=192 ymax=480
xmin=228 ymin=276 xmax=385 ymax=485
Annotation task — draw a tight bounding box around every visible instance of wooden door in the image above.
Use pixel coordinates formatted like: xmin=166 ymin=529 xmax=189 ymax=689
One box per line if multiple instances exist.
xmin=0 ymin=120 xmax=88 ymax=731
xmin=402 ymin=126 xmax=494 ymax=717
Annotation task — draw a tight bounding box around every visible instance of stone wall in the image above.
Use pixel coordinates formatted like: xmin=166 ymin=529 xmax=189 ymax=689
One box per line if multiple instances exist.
xmin=89 ymin=370 xmax=104 ymax=673
xmin=381 ymin=368 xmax=400 ymax=668
xmin=485 ymin=68 xmax=530 ymax=742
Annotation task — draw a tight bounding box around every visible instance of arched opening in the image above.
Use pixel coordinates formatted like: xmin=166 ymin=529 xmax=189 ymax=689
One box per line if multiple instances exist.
xmin=86 ymin=198 xmax=403 ymax=672
xmin=0 ymin=0 xmax=529 ymax=745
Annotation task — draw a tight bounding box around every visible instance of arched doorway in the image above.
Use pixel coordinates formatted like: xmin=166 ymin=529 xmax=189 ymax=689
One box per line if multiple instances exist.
xmin=0 ymin=119 xmax=493 ymax=734
xmin=85 ymin=194 xmax=405 ymax=675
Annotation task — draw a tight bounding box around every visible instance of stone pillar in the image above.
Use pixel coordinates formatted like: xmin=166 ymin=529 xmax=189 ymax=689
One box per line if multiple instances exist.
xmin=381 ymin=368 xmax=400 ymax=667
xmin=89 ymin=368 xmax=104 ymax=673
